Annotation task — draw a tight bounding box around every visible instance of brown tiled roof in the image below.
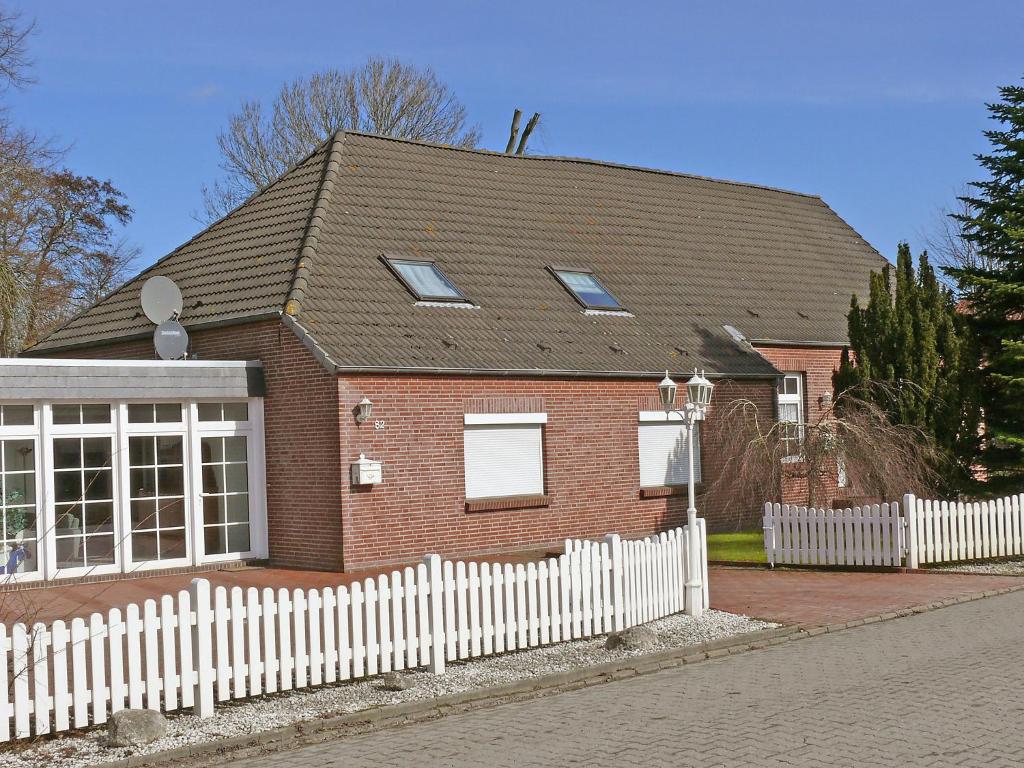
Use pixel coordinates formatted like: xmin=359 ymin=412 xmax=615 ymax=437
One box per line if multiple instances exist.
xmin=29 ymin=131 xmax=887 ymax=377
xmin=29 ymin=142 xmax=333 ymax=349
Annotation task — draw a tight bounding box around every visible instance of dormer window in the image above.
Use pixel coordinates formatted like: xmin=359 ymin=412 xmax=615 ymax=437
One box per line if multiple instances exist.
xmin=549 ymin=267 xmax=623 ymax=311
xmin=383 ymin=256 xmax=468 ymax=303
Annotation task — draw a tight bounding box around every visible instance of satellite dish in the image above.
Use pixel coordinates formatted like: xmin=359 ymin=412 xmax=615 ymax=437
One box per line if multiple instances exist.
xmin=141 ymin=276 xmax=183 ymax=324
xmin=154 ymin=320 xmax=189 ymax=360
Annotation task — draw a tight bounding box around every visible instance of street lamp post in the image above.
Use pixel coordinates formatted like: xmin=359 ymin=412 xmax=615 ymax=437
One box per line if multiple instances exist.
xmin=658 ymin=370 xmax=714 ymax=617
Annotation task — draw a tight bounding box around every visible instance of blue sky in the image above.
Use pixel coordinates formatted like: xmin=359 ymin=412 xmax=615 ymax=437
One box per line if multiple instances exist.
xmin=7 ymin=1 xmax=1023 ymax=270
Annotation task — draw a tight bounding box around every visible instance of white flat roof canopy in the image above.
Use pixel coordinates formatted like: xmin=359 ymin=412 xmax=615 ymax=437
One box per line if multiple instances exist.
xmin=0 ymin=358 xmax=265 ymax=400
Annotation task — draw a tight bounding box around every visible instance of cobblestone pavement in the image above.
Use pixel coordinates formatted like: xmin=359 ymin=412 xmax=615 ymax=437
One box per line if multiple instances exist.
xmin=227 ymin=591 xmax=1024 ymax=767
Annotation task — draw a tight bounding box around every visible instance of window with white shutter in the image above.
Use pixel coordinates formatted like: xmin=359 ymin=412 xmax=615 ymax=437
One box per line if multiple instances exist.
xmin=637 ymin=412 xmax=701 ymax=488
xmin=463 ymin=413 xmax=546 ymax=499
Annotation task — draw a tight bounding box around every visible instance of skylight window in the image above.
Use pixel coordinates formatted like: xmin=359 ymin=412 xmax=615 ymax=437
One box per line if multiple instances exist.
xmin=550 ymin=268 xmax=623 ymax=310
xmin=383 ymin=257 xmax=468 ymax=303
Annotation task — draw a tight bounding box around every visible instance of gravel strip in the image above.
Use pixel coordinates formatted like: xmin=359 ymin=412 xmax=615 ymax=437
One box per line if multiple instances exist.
xmin=932 ymin=559 xmax=1024 ymax=576
xmin=1 ymin=609 xmax=774 ymax=768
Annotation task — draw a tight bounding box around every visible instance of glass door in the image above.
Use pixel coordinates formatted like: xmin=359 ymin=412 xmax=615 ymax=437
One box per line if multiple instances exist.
xmin=52 ymin=436 xmax=116 ymax=570
xmin=128 ymin=434 xmax=187 ymax=563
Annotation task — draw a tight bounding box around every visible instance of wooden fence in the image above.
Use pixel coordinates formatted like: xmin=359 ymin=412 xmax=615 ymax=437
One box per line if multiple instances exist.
xmin=564 ymin=518 xmax=709 ymax=624
xmin=762 ymin=502 xmax=905 ymax=567
xmin=0 ymin=522 xmax=707 ymax=741
xmin=904 ymin=492 xmax=1024 ymax=567
xmin=763 ymin=492 xmax=1024 ymax=569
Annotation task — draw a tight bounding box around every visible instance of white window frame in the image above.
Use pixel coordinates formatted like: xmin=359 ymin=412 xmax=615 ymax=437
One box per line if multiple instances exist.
xmin=0 ymin=397 xmax=267 ymax=585
xmin=121 ymin=400 xmax=191 ymax=573
xmin=777 ymin=373 xmax=805 ymax=461
xmin=45 ymin=400 xmax=122 ymax=580
xmin=0 ymin=403 xmax=43 ymax=580
xmin=463 ymin=413 xmax=547 ymax=500
xmin=637 ymin=410 xmax=702 ymax=488
xmin=192 ymin=399 xmax=268 ymax=564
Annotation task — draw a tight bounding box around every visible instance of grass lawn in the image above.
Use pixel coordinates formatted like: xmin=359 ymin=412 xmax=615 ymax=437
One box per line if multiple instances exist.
xmin=706 ymin=531 xmax=767 ymax=563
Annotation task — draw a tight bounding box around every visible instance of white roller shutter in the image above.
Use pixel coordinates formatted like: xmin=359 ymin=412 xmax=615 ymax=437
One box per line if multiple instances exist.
xmin=463 ymin=424 xmax=544 ymax=499
xmin=638 ymin=422 xmax=701 ymax=488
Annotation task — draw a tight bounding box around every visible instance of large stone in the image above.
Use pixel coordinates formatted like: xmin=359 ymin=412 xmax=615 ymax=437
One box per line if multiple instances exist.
xmin=106 ymin=708 xmax=167 ymax=747
xmin=380 ymin=671 xmax=413 ymax=691
xmin=605 ymin=625 xmax=659 ymax=652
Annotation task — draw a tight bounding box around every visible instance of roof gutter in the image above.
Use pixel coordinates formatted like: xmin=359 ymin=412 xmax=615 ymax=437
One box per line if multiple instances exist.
xmin=20 ymin=312 xmax=285 ymax=357
xmin=749 ymin=338 xmax=849 ymax=349
xmin=331 ymin=366 xmax=779 ymax=380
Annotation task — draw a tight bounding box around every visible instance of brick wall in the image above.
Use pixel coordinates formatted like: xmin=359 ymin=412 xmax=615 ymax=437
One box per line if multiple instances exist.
xmin=753 ymin=344 xmax=848 ymax=507
xmin=39 ymin=319 xmax=846 ymax=571
xmin=47 ymin=320 xmax=345 ymax=571
xmin=335 ymin=374 xmax=775 ymax=569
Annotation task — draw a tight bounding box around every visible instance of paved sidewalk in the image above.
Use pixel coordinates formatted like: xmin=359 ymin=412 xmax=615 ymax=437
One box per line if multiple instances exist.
xmin=709 ymin=566 xmax=1020 ymax=626
xmin=226 ymin=589 xmax=1024 ymax=767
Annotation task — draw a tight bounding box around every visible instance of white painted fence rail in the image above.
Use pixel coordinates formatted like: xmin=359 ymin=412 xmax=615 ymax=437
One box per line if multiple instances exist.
xmin=0 ymin=523 xmax=707 ymax=741
xmin=762 ymin=502 xmax=905 ymax=567
xmin=903 ymin=492 xmax=1024 ymax=567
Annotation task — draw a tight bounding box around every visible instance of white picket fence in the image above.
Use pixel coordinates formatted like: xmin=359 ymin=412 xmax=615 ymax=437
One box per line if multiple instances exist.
xmin=904 ymin=492 xmax=1024 ymax=567
xmin=565 ymin=519 xmax=709 ymax=624
xmin=0 ymin=522 xmax=707 ymax=742
xmin=763 ymin=492 xmax=1024 ymax=569
xmin=762 ymin=502 xmax=905 ymax=567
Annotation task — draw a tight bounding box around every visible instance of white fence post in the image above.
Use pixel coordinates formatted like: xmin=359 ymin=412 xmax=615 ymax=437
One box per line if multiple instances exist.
xmin=604 ymin=533 xmax=623 ymax=631
xmin=763 ymin=503 xmax=775 ymax=567
xmin=189 ymin=578 xmax=215 ymax=718
xmin=903 ymin=493 xmax=919 ymax=569
xmin=424 ymin=554 xmax=445 ymax=675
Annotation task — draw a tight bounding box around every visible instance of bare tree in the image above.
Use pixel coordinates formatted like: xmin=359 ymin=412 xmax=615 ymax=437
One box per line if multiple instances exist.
xmin=0 ymin=163 xmax=133 ymax=353
xmin=0 ymin=6 xmax=34 ymax=94
xmin=201 ymin=58 xmax=481 ymax=221
xmin=922 ymin=184 xmax=999 ymax=281
xmin=704 ymin=386 xmax=945 ymax=525
xmin=0 ymin=6 xmax=38 ymax=337
xmin=72 ymin=237 xmax=139 ymax=308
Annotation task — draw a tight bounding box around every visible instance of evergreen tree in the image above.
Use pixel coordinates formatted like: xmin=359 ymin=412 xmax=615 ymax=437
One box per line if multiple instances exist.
xmin=834 ymin=244 xmax=981 ymax=491
xmin=946 ymin=80 xmax=1024 ymax=493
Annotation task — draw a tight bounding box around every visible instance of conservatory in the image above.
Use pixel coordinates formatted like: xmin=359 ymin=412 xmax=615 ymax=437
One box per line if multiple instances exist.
xmin=0 ymin=358 xmax=267 ymax=582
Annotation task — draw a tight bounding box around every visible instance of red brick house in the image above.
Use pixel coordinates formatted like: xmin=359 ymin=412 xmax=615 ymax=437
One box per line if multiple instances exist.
xmin=18 ymin=131 xmax=885 ymax=576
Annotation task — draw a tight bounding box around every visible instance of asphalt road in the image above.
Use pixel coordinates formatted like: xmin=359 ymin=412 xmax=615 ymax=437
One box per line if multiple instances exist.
xmin=226 ymin=590 xmax=1024 ymax=767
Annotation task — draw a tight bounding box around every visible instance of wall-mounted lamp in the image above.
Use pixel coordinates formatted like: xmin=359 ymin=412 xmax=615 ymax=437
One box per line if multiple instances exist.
xmin=355 ymin=397 xmax=373 ymax=424
xmin=818 ymin=391 xmax=833 ymax=409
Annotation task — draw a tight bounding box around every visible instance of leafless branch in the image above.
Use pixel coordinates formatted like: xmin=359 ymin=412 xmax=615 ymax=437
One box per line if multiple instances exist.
xmin=921 ymin=184 xmax=997 ymax=281
xmin=505 ymin=108 xmax=522 ymax=154
xmin=515 ymin=112 xmax=540 ymax=155
xmin=704 ymin=386 xmax=945 ymax=524
xmin=0 ymin=7 xmax=34 ymax=94
xmin=201 ymin=57 xmax=481 ymax=222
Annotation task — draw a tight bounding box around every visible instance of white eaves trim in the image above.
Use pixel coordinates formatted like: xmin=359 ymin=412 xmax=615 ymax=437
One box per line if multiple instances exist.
xmin=464 ymin=412 xmax=548 ymax=426
xmin=0 ymin=358 xmax=260 ymax=368
xmin=638 ymin=409 xmax=704 ymax=423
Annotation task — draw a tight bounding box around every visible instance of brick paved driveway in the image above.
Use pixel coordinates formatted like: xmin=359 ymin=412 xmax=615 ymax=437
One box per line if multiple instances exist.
xmin=5 ymin=562 xmax=1017 ymax=627
xmin=227 ymin=590 xmax=1024 ymax=767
